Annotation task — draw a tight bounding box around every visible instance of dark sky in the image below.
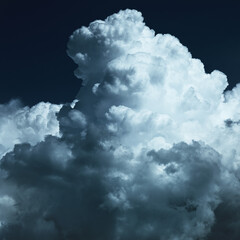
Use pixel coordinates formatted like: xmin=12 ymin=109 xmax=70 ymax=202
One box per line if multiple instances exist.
xmin=1 ymin=0 xmax=240 ymax=106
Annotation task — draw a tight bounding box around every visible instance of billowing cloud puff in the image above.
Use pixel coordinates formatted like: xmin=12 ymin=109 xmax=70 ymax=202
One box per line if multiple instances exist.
xmin=1 ymin=9 xmax=240 ymax=240
xmin=0 ymin=100 xmax=61 ymax=158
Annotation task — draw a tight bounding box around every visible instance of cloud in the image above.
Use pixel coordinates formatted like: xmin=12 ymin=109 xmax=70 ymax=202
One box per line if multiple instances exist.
xmin=0 ymin=100 xmax=61 ymax=158
xmin=0 ymin=9 xmax=240 ymax=240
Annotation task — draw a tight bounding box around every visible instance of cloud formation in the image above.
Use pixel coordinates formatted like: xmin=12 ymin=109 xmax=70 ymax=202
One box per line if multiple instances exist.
xmin=1 ymin=9 xmax=240 ymax=240
xmin=0 ymin=100 xmax=61 ymax=158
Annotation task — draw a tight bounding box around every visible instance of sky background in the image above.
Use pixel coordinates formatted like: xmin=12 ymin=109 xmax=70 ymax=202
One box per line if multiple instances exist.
xmin=1 ymin=0 xmax=240 ymax=106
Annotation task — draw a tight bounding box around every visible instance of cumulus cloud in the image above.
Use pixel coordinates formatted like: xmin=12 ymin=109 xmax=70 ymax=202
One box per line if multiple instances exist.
xmin=0 ymin=100 xmax=61 ymax=158
xmin=0 ymin=9 xmax=240 ymax=240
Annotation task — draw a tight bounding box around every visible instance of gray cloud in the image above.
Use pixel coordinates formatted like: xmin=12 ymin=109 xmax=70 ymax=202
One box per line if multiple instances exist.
xmin=0 ymin=9 xmax=240 ymax=240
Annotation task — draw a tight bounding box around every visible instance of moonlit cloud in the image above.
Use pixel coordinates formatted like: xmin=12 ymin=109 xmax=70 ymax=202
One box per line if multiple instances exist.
xmin=0 ymin=9 xmax=240 ymax=240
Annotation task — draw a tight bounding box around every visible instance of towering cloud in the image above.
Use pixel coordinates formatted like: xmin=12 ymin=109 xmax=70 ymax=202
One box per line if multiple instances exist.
xmin=0 ymin=9 xmax=240 ymax=240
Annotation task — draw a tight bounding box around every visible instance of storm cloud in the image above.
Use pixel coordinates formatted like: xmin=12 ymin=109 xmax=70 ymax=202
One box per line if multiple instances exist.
xmin=0 ymin=9 xmax=240 ymax=240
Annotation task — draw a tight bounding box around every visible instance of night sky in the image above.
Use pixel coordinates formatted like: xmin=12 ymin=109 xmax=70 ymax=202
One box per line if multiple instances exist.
xmin=1 ymin=0 xmax=240 ymax=106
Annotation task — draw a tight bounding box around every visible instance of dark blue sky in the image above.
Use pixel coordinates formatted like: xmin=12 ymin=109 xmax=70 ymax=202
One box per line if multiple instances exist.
xmin=1 ymin=0 xmax=240 ymax=106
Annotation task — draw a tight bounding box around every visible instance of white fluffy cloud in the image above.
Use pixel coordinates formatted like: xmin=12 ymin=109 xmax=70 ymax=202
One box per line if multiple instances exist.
xmin=1 ymin=9 xmax=240 ymax=240
xmin=0 ymin=100 xmax=61 ymax=158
